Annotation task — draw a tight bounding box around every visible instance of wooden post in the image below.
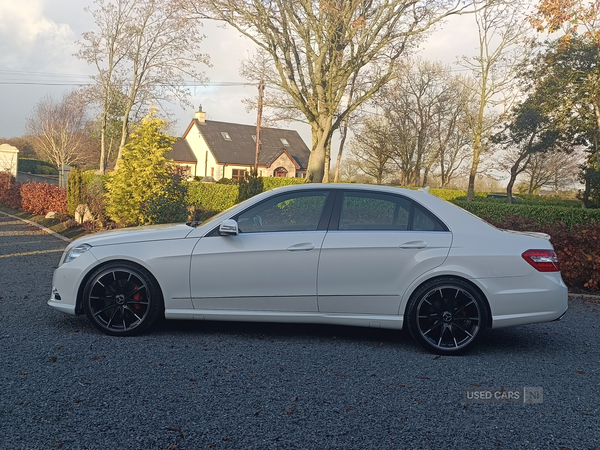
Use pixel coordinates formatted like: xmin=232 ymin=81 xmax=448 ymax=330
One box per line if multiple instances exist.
xmin=254 ymin=80 xmax=264 ymax=175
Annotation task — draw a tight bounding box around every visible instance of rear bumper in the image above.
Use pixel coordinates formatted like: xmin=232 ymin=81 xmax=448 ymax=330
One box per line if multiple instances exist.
xmin=476 ymin=272 xmax=568 ymax=329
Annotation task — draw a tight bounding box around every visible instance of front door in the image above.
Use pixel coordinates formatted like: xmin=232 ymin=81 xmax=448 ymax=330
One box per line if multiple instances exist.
xmin=190 ymin=190 xmax=332 ymax=312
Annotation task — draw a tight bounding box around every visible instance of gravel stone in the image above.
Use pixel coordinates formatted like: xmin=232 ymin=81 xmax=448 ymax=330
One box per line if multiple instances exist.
xmin=1 ymin=212 xmax=599 ymax=449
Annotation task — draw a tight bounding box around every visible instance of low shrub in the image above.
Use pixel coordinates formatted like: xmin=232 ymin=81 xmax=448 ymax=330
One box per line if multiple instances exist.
xmin=486 ymin=215 xmax=600 ymax=292
xmin=238 ymin=174 xmax=264 ymax=202
xmin=453 ymin=200 xmax=600 ymax=228
xmin=187 ymin=182 xmax=238 ymax=216
xmin=18 ymin=158 xmax=58 ymax=175
xmin=262 ymin=177 xmax=305 ymax=190
xmin=0 ymin=172 xmax=22 ymax=210
xmin=20 ymin=182 xmax=67 ymax=215
xmin=67 ymin=168 xmax=86 ymax=216
xmin=187 ymin=177 xmax=305 ymax=216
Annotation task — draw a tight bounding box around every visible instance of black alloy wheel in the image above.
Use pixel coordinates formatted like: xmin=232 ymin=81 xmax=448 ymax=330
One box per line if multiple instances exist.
xmin=406 ymin=278 xmax=488 ymax=355
xmin=82 ymin=262 xmax=163 ymax=336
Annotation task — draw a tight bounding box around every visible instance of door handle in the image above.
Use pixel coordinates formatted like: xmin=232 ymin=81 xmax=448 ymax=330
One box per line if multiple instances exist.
xmin=400 ymin=241 xmax=427 ymax=249
xmin=287 ymin=243 xmax=315 ymax=252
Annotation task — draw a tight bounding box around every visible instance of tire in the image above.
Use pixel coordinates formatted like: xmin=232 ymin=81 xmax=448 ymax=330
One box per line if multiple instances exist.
xmin=406 ymin=278 xmax=488 ymax=355
xmin=82 ymin=261 xmax=163 ymax=336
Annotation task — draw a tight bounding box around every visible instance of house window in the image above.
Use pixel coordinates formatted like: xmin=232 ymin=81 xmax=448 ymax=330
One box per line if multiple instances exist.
xmin=274 ymin=167 xmax=288 ymax=177
xmin=280 ymin=138 xmax=290 ymax=147
xmin=221 ymin=131 xmax=232 ymax=141
xmin=232 ymin=169 xmax=247 ymax=181
xmin=211 ymin=167 xmax=214 ymax=177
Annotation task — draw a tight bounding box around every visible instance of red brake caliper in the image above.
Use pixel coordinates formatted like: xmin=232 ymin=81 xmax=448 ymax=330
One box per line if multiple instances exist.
xmin=133 ymin=286 xmax=142 ymax=311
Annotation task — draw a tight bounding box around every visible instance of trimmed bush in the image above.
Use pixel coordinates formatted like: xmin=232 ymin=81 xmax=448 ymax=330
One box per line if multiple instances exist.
xmin=20 ymin=182 xmax=67 ymax=215
xmin=0 ymin=172 xmax=21 ymax=209
xmin=67 ymin=168 xmax=86 ymax=216
xmin=262 ymin=177 xmax=305 ymax=190
xmin=18 ymin=158 xmax=58 ymax=175
xmin=486 ymin=215 xmax=600 ymax=292
xmin=453 ymin=200 xmax=600 ymax=228
xmin=238 ymin=173 xmax=264 ymax=202
xmin=187 ymin=177 xmax=306 ymax=216
xmin=187 ymin=182 xmax=238 ymax=215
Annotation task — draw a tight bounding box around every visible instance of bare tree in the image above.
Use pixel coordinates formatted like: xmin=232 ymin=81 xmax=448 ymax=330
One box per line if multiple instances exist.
xmin=348 ymin=116 xmax=397 ymax=184
xmin=458 ymin=0 xmax=533 ymax=200
xmin=189 ymin=0 xmax=488 ymax=183
xmin=368 ymin=60 xmax=472 ymax=187
xmin=25 ymin=91 xmax=90 ymax=182
xmin=524 ymin=148 xmax=584 ymax=194
xmin=78 ymin=0 xmax=210 ymax=172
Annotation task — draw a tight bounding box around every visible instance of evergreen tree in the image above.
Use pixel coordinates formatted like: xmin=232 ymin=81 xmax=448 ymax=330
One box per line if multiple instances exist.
xmin=106 ymin=111 xmax=188 ymax=225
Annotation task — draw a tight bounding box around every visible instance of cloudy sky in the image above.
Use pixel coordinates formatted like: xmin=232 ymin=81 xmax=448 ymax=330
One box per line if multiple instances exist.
xmin=0 ymin=0 xmax=483 ymax=143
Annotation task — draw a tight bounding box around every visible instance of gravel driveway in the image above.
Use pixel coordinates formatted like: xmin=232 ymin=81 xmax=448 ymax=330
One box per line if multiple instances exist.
xmin=1 ymin=212 xmax=599 ymax=450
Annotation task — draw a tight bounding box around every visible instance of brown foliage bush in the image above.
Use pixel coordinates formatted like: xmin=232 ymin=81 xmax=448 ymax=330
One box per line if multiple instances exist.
xmin=0 ymin=172 xmax=22 ymax=210
xmin=486 ymin=215 xmax=600 ymax=293
xmin=20 ymin=182 xmax=67 ymax=215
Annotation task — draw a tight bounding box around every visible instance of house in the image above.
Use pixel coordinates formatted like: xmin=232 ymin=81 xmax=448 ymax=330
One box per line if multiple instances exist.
xmin=168 ymin=108 xmax=311 ymax=181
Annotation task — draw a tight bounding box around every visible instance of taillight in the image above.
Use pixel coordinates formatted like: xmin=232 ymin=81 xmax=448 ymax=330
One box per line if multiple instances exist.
xmin=522 ymin=249 xmax=560 ymax=272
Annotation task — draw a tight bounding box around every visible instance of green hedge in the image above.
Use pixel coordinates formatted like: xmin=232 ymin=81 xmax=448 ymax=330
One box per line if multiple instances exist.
xmin=262 ymin=177 xmax=305 ymax=190
xmin=185 ymin=181 xmax=597 ymax=228
xmin=453 ymin=200 xmax=600 ymax=228
xmin=18 ymin=158 xmax=58 ymax=175
xmin=187 ymin=183 xmax=238 ymax=213
xmin=187 ymin=177 xmax=304 ymax=214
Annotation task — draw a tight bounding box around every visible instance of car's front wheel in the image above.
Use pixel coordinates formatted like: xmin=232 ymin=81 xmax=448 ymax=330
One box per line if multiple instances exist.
xmin=82 ymin=262 xmax=163 ymax=336
xmin=406 ymin=278 xmax=488 ymax=355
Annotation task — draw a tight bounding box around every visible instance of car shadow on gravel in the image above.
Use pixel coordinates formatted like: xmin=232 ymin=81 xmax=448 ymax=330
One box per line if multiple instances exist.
xmin=155 ymin=318 xmax=422 ymax=349
xmin=47 ymin=312 xmax=565 ymax=356
xmin=475 ymin=325 xmax=563 ymax=355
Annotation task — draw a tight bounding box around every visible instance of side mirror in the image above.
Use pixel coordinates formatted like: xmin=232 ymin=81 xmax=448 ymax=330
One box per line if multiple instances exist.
xmin=218 ymin=219 xmax=238 ymax=236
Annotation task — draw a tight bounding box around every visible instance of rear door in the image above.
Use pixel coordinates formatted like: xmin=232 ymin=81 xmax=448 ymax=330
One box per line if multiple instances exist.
xmin=317 ymin=190 xmax=452 ymax=315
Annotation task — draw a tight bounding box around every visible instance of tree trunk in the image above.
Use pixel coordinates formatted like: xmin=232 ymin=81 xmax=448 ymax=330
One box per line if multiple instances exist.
xmin=334 ymin=118 xmax=350 ymax=183
xmin=305 ymin=116 xmax=334 ymax=183
xmin=467 ymin=106 xmax=485 ymax=202
xmin=99 ymin=116 xmax=107 ymax=174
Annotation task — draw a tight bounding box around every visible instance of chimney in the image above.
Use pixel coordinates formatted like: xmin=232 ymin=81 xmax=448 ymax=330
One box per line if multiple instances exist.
xmin=194 ymin=105 xmax=206 ymax=123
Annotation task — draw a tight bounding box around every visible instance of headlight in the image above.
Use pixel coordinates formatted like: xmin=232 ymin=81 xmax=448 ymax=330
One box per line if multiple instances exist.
xmin=62 ymin=243 xmax=92 ymax=265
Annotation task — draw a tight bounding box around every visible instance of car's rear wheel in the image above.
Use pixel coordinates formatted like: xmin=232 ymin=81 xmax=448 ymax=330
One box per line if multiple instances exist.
xmin=406 ymin=278 xmax=487 ymax=355
xmin=82 ymin=262 xmax=163 ymax=336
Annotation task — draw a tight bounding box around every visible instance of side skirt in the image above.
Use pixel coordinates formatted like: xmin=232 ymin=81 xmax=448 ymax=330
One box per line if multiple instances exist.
xmin=164 ymin=309 xmax=404 ymax=330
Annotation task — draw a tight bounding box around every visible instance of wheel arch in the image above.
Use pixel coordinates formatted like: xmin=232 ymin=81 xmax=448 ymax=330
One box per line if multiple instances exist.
xmin=402 ymin=274 xmax=493 ymax=328
xmin=75 ymin=259 xmax=165 ymax=315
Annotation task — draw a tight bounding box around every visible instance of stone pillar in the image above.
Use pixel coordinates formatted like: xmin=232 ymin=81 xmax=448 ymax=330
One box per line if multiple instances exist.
xmin=0 ymin=143 xmax=19 ymax=177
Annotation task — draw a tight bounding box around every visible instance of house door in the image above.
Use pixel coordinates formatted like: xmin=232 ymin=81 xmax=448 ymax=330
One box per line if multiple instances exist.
xmin=274 ymin=167 xmax=288 ymax=177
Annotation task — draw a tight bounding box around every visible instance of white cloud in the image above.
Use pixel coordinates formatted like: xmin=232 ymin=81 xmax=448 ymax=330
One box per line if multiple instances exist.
xmin=0 ymin=0 xmax=77 ymax=70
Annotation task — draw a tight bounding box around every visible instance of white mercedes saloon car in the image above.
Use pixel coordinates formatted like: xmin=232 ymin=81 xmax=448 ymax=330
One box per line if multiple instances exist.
xmin=49 ymin=184 xmax=568 ymax=354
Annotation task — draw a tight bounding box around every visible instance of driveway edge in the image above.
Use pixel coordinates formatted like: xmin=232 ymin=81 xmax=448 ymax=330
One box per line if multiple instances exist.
xmin=0 ymin=210 xmax=72 ymax=243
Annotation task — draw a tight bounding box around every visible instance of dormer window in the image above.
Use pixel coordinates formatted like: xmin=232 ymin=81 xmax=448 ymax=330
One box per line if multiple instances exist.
xmin=221 ymin=132 xmax=232 ymax=141
xmin=280 ymin=138 xmax=290 ymax=147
